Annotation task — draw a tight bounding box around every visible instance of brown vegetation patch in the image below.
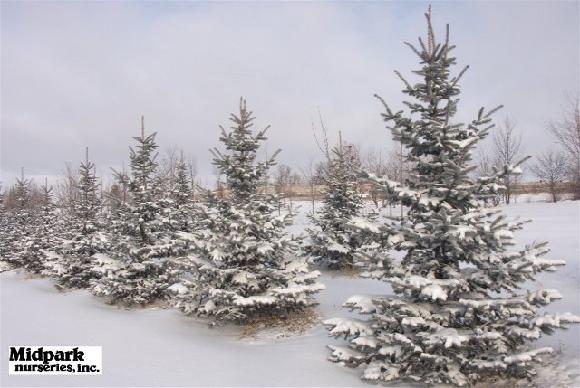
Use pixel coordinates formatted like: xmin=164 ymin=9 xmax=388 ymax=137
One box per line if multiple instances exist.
xmin=240 ymin=307 xmax=321 ymax=339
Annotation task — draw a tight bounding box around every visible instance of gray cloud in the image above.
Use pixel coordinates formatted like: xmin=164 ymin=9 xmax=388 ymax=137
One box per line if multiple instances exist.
xmin=1 ymin=1 xmax=578 ymax=186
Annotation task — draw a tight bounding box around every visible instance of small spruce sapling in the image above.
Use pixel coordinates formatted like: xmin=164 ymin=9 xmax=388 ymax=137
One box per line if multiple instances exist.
xmin=306 ymin=136 xmax=381 ymax=270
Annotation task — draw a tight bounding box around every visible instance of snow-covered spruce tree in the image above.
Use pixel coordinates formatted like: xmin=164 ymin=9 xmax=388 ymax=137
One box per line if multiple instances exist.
xmin=1 ymin=171 xmax=35 ymax=269
xmin=0 ymin=183 xmax=9 ymax=268
xmin=325 ymin=10 xmax=579 ymax=386
xmin=56 ymin=151 xmax=107 ymax=288
xmin=0 ymin=182 xmax=17 ymax=272
xmin=91 ymin=122 xmax=171 ymax=306
xmin=163 ymin=154 xmax=195 ymax=233
xmin=92 ymin=170 xmax=131 ymax=280
xmin=171 ymin=99 xmax=323 ymax=323
xmin=305 ymin=139 xmax=379 ymax=269
xmin=21 ymin=180 xmax=63 ymax=274
xmin=156 ymin=154 xmax=199 ymax=291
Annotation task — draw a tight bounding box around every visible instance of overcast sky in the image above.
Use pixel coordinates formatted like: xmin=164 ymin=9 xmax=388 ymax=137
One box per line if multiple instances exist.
xmin=1 ymin=1 xmax=578 ymax=187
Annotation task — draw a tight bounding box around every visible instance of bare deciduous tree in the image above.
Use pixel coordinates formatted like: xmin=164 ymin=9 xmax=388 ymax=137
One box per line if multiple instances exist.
xmin=363 ymin=147 xmax=401 ymax=208
xmin=549 ymin=94 xmax=580 ymax=200
xmin=274 ymin=164 xmax=292 ymax=198
xmin=476 ymin=145 xmax=494 ymax=177
xmin=363 ymin=148 xmax=388 ymax=177
xmin=312 ymin=108 xmax=331 ymax=161
xmin=300 ymin=159 xmax=318 ymax=214
xmin=493 ymin=117 xmax=523 ymax=204
xmin=156 ymin=147 xmax=198 ymax=200
xmin=55 ymin=162 xmax=80 ymax=213
xmin=157 ymin=146 xmax=180 ymax=192
xmin=531 ymin=150 xmax=567 ymax=203
xmin=187 ymin=156 xmax=198 ymax=199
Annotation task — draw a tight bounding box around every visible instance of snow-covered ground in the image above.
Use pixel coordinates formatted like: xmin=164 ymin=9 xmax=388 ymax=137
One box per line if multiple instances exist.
xmin=1 ymin=200 xmax=578 ymax=387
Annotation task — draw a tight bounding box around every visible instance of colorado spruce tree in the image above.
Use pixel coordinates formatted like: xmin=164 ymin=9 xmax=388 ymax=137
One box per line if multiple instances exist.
xmin=22 ymin=179 xmax=62 ymax=274
xmin=0 ymin=183 xmax=4 ymax=212
xmin=158 ymin=153 xmax=198 ymax=290
xmin=0 ymin=186 xmax=14 ymax=269
xmin=93 ymin=169 xmax=130 ymax=280
xmin=0 ymin=183 xmax=9 ymax=267
xmin=1 ymin=170 xmax=34 ymax=269
xmin=56 ymin=150 xmax=107 ymax=288
xmin=162 ymin=153 xmax=195 ymax=234
xmin=325 ymin=9 xmax=579 ymax=386
xmin=92 ymin=119 xmax=171 ymax=305
xmin=306 ymin=137 xmax=380 ymax=269
xmin=172 ymin=99 xmax=323 ymax=323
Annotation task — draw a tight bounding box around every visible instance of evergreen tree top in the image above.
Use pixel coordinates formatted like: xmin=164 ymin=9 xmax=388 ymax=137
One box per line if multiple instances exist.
xmin=40 ymin=179 xmax=54 ymax=210
xmin=74 ymin=149 xmax=101 ymax=231
xmin=173 ymin=155 xmax=192 ymax=206
xmin=370 ymin=8 xmax=553 ymax=294
xmin=14 ymin=171 xmax=32 ymax=210
xmin=77 ymin=153 xmax=99 ymax=196
xmin=210 ymin=98 xmax=280 ymax=199
xmin=129 ymin=119 xmax=159 ymax=189
xmin=373 ymin=9 xmax=526 ymax=216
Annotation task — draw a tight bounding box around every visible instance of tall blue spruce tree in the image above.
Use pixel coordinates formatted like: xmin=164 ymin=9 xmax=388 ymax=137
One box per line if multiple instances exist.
xmin=325 ymin=8 xmax=579 ymax=386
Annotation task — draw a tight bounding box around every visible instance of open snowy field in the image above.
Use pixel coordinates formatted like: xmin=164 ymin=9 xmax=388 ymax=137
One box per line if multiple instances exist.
xmin=1 ymin=200 xmax=579 ymax=387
